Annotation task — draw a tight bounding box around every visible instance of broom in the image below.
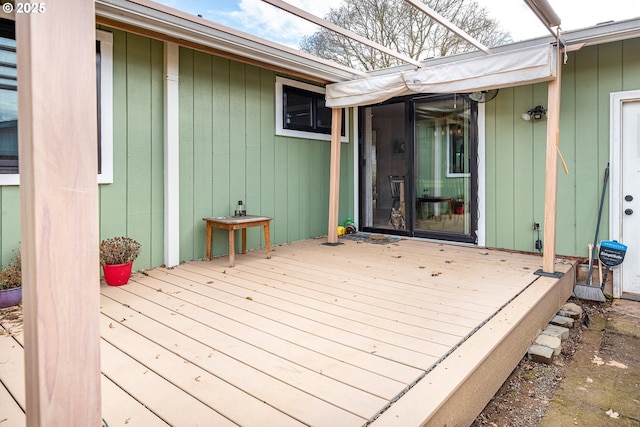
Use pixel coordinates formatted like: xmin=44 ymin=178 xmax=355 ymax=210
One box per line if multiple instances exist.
xmin=573 ymin=163 xmax=609 ymax=302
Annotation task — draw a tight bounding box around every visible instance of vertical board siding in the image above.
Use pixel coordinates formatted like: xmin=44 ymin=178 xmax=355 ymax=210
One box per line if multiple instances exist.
xmin=0 ymin=187 xmax=20 ymax=265
xmin=493 ymin=87 xmax=516 ymax=249
xmin=179 ymin=48 xmax=353 ymax=262
xmin=485 ymin=40 xmax=640 ymax=256
xmin=99 ymin=30 xmax=164 ymax=271
xmin=512 ymin=85 xmax=536 ymax=251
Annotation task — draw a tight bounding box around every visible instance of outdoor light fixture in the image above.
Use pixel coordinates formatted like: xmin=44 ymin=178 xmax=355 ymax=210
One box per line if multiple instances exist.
xmin=522 ymin=105 xmax=547 ymax=121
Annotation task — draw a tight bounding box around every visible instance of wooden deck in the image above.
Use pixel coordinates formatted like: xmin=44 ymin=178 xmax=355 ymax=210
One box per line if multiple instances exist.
xmin=0 ymin=237 xmax=574 ymax=426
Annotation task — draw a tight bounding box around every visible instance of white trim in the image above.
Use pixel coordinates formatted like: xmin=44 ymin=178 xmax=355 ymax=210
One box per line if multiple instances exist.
xmin=97 ymin=29 xmax=114 ymax=184
xmin=0 ymin=30 xmax=113 ymax=186
xmin=0 ymin=173 xmax=19 ymax=186
xmin=275 ymin=76 xmax=349 ymax=143
xmin=164 ymin=42 xmax=180 ymax=267
xmin=477 ymin=103 xmax=486 ymax=247
xmin=610 ymin=89 xmax=640 ymax=298
xmin=445 ymin=124 xmax=471 ymax=178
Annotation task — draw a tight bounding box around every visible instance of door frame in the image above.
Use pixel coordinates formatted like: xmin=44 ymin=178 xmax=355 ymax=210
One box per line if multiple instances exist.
xmin=356 ymin=96 xmax=486 ymax=245
xmin=610 ymin=89 xmax=640 ymax=298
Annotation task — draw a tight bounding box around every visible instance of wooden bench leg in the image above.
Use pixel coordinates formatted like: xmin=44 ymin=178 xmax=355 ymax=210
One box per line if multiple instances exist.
xmin=228 ymin=228 xmax=235 ymax=267
xmin=241 ymin=228 xmax=247 ymax=254
xmin=205 ymin=222 xmax=213 ymax=261
xmin=264 ymin=222 xmax=271 ymax=259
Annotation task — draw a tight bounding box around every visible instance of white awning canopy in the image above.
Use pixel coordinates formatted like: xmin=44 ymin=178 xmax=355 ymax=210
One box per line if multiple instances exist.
xmin=325 ymin=44 xmax=557 ymax=108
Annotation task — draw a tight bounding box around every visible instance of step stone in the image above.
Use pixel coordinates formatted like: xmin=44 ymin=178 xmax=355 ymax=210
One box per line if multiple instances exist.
xmin=528 ymin=344 xmax=555 ymax=364
xmin=543 ymin=324 xmax=570 ymax=341
xmin=550 ymin=314 xmax=574 ymax=328
xmin=561 ymin=302 xmax=584 ymax=319
xmin=534 ymin=334 xmax=562 ymax=355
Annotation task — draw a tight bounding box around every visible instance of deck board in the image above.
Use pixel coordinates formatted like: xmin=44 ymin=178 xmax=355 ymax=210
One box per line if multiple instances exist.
xmin=242 ymin=247 xmax=520 ymax=311
xmin=101 ymin=285 xmax=371 ymax=425
xmin=0 ymin=238 xmax=573 ymax=426
xmin=143 ymin=267 xmax=428 ymax=381
xmin=1 ymin=315 xmax=171 ymax=427
xmin=179 ymin=261 xmax=466 ymax=347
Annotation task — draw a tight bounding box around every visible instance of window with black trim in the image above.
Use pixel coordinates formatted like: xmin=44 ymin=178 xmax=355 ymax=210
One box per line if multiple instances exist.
xmin=283 ymin=85 xmax=343 ymax=135
xmin=275 ymin=76 xmax=348 ymax=142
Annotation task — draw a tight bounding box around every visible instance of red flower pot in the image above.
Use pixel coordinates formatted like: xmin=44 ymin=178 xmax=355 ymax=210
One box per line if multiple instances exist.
xmin=103 ymin=262 xmax=133 ymax=286
xmin=0 ymin=286 xmax=22 ymax=308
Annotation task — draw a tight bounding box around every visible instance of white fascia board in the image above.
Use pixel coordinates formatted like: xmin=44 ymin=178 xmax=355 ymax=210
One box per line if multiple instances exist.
xmin=95 ymin=0 xmax=363 ymax=83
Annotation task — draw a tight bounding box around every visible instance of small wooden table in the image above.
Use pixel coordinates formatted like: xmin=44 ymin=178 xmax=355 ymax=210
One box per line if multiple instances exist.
xmin=203 ymin=215 xmax=272 ymax=267
xmin=416 ymin=196 xmax=453 ymax=219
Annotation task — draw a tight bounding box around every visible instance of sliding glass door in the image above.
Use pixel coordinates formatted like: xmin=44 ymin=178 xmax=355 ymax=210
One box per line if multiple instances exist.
xmin=360 ymin=95 xmax=477 ymax=242
xmin=361 ymin=103 xmax=409 ymax=232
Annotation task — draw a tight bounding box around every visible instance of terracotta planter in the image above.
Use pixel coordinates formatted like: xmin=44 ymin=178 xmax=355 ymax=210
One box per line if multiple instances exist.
xmin=103 ymin=262 xmax=133 ymax=286
xmin=0 ymin=286 xmax=22 ymax=308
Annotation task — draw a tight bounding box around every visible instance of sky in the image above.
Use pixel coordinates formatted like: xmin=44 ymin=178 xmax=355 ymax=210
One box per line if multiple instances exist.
xmin=153 ymin=0 xmax=640 ymax=49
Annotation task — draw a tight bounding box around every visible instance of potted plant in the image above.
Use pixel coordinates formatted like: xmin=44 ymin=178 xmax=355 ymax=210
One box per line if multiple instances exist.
xmin=0 ymin=248 xmax=22 ymax=308
xmin=99 ymin=237 xmax=141 ymax=286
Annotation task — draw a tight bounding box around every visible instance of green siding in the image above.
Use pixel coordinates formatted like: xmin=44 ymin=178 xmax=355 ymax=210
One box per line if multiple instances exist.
xmin=178 ymin=47 xmax=354 ymax=262
xmin=9 ymin=28 xmax=636 ymax=266
xmin=0 ymin=187 xmax=20 ymax=265
xmin=485 ymin=40 xmax=640 ymax=257
xmin=99 ymin=30 xmax=165 ymax=270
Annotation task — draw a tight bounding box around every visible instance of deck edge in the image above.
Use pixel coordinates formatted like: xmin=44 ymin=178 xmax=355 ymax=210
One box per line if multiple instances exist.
xmin=370 ymin=261 xmax=576 ymax=427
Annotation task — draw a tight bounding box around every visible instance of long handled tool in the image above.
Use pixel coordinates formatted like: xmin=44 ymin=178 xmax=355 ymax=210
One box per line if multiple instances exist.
xmin=573 ymin=163 xmax=609 ymax=301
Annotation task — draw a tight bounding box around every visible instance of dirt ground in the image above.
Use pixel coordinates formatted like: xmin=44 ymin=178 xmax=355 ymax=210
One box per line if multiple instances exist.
xmin=472 ymin=297 xmax=640 ymax=427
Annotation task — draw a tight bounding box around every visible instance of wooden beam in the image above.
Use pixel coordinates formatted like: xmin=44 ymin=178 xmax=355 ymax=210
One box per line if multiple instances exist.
xmin=542 ymin=47 xmax=562 ymax=273
xmin=404 ymin=0 xmax=492 ymax=54
xmin=261 ymin=0 xmax=425 ymax=67
xmin=17 ymin=2 xmax=102 ymax=426
xmin=327 ymin=108 xmax=343 ymax=244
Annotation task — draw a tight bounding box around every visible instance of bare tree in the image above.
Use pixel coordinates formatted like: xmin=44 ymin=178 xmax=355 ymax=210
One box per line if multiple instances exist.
xmin=300 ymin=0 xmax=512 ymax=71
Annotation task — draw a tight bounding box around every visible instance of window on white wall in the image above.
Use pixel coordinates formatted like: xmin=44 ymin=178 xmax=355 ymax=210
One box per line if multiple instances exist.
xmin=276 ymin=76 xmax=348 ymax=142
xmin=0 ymin=21 xmax=113 ymax=185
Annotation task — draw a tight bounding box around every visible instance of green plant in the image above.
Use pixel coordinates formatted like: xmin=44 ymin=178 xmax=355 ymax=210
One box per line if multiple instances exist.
xmin=99 ymin=237 xmax=141 ymax=266
xmin=0 ymin=249 xmax=21 ymax=290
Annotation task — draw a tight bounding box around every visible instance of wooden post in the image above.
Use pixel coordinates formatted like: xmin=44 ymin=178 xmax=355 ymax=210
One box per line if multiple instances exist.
xmin=542 ymin=47 xmax=562 ymax=274
xmin=327 ymin=108 xmax=342 ymax=244
xmin=17 ymin=2 xmax=102 ymax=426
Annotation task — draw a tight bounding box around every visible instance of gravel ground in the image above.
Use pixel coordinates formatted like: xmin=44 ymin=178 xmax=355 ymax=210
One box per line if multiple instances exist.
xmin=471 ymin=298 xmax=610 ymax=427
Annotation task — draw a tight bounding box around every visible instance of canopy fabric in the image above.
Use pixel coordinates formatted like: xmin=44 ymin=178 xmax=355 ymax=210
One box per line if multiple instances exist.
xmin=325 ymin=44 xmax=557 ymax=108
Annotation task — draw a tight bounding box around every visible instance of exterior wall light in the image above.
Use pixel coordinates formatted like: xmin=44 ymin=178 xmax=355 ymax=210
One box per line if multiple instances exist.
xmin=522 ymin=105 xmax=547 ymax=121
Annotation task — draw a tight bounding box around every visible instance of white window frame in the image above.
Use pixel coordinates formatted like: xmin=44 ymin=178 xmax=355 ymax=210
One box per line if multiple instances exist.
xmin=0 ymin=29 xmax=113 ymax=185
xmin=275 ymin=76 xmax=349 ymax=143
xmin=445 ymin=124 xmax=471 ymax=178
xmin=97 ymin=29 xmax=113 ymax=184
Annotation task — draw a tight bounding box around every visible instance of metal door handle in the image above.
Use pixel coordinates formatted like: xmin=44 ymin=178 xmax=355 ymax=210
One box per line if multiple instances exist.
xmin=625 ymin=208 xmax=633 ymax=215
